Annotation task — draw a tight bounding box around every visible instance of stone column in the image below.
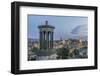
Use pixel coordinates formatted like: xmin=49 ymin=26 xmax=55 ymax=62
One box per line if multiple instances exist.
xmin=43 ymin=31 xmax=46 ymax=49
xmin=47 ymin=31 xmax=49 ymax=49
xmin=45 ymin=31 xmax=48 ymax=49
xmin=48 ymin=32 xmax=50 ymax=49
xmin=39 ymin=31 xmax=42 ymax=49
xmin=49 ymin=32 xmax=53 ymax=48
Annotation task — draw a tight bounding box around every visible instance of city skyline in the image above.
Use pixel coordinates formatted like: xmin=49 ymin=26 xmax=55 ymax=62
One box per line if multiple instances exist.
xmin=28 ymin=15 xmax=88 ymax=40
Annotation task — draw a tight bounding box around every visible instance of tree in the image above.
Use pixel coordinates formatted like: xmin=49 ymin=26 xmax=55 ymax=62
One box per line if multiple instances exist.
xmin=74 ymin=49 xmax=79 ymax=55
xmin=69 ymin=49 xmax=79 ymax=58
xmin=32 ymin=47 xmax=38 ymax=54
xmin=57 ymin=48 xmax=69 ymax=59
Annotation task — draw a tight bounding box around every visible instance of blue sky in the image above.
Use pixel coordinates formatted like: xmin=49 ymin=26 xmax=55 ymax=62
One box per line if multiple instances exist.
xmin=28 ymin=15 xmax=88 ymax=40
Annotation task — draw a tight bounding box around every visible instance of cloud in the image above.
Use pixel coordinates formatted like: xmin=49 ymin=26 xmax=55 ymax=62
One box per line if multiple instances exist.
xmin=71 ymin=24 xmax=87 ymax=35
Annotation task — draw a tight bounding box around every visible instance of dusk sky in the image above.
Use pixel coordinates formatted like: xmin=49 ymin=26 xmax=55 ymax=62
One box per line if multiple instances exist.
xmin=28 ymin=15 xmax=88 ymax=40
